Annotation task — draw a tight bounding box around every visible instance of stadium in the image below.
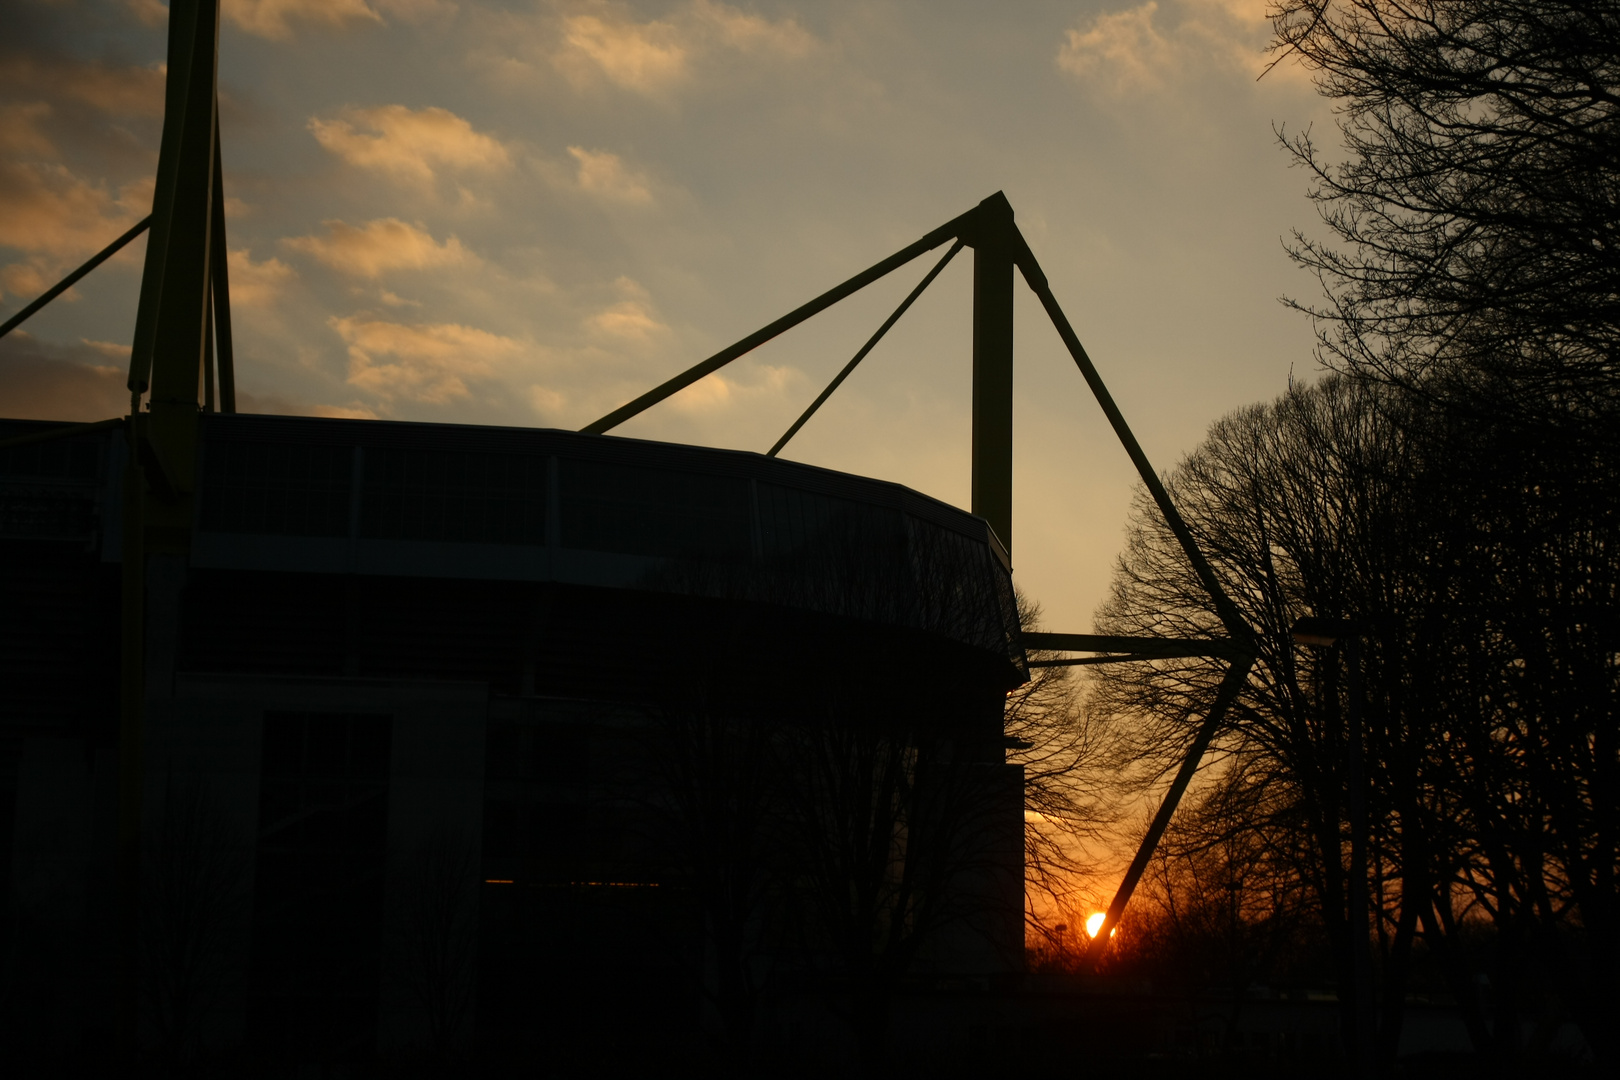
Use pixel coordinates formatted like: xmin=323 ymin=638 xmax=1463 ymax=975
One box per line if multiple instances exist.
xmin=0 ymin=2 xmax=1246 ymax=1068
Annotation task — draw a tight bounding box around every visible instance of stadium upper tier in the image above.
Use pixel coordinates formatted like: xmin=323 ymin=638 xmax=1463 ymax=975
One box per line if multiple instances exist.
xmin=2 ymin=413 xmax=1025 ymax=679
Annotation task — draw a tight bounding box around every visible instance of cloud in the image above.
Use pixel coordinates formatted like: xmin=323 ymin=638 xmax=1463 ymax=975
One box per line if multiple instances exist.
xmin=0 ymin=103 xmax=56 ymax=159
xmin=588 ymin=300 xmax=664 ymax=341
xmin=330 ymin=315 xmax=524 ymax=403
xmin=310 ymin=401 xmax=382 ymax=419
xmin=224 ymin=0 xmax=383 ymax=42
xmin=226 ymin=248 xmax=296 ymax=305
xmin=0 ymin=161 xmax=150 ymax=300
xmin=666 ymin=361 xmax=797 ymax=415
xmin=82 ymin=339 xmax=133 ymax=361
xmin=234 ymin=387 xmax=382 ymax=419
xmin=559 ymin=12 xmax=688 ymax=93
xmin=0 ymin=264 xmax=51 ymax=302
xmin=0 ymin=163 xmax=148 ymax=258
xmin=554 ymin=1 xmax=816 ymax=96
xmin=0 ymin=56 xmax=167 ymax=118
xmin=126 ymin=1 xmax=170 ymax=27
xmin=283 ymin=218 xmax=471 ymax=278
xmin=1058 ymin=3 xmax=1174 ymax=91
xmin=0 ymin=333 xmax=131 ymax=422
xmin=688 ymin=0 xmax=814 ymax=57
xmin=1056 ymin=0 xmax=1277 ymax=93
xmin=374 ymin=0 xmax=459 ymax=22
xmin=222 ymin=0 xmax=456 ymax=39
xmin=585 ymin=276 xmax=666 ymax=341
xmin=528 ymin=383 xmax=565 ymax=418
xmin=567 ymin=146 xmax=651 ymax=204
xmin=308 ymin=105 xmax=511 ymax=186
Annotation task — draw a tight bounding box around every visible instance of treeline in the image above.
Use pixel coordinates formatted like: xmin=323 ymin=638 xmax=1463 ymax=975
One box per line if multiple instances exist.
xmin=1060 ymin=1 xmax=1619 ymax=1073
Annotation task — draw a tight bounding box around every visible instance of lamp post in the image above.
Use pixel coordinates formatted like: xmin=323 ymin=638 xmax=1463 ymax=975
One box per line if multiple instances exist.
xmin=1291 ymin=616 xmax=1374 ymax=1078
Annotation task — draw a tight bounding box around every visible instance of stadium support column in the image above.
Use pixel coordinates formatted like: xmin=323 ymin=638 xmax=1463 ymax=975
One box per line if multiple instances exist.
xmin=970 ymin=192 xmax=1014 ymax=556
xmin=118 ymin=0 xmax=221 ymax=1059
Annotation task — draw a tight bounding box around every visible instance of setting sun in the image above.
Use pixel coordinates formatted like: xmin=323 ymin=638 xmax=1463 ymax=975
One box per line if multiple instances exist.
xmin=1085 ymin=912 xmax=1106 ymax=938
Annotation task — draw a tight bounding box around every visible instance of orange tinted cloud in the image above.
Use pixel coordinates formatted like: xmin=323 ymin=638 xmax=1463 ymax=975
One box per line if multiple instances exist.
xmin=308 ymin=105 xmax=511 ymax=186
xmin=226 ymin=248 xmax=296 ymax=305
xmin=223 ymin=0 xmax=453 ymax=39
xmin=567 ymin=147 xmax=652 ymax=204
xmin=584 ymin=276 xmax=667 ymax=341
xmin=587 ymin=300 xmax=664 ymax=341
xmin=688 ymin=0 xmax=814 ymax=57
xmin=284 ymin=218 xmax=471 ymax=278
xmin=330 ymin=315 xmax=524 ymax=404
xmin=1058 ymin=3 xmax=1175 ymax=91
xmin=234 ymin=388 xmax=381 ymax=419
xmin=1056 ymin=0 xmax=1280 ymax=93
xmin=0 ymin=56 xmax=166 ymax=118
xmin=125 ymin=0 xmax=170 ymax=27
xmin=665 ymin=362 xmax=797 ymax=416
xmin=0 ymin=334 xmax=130 ymax=422
xmin=554 ymin=1 xmax=816 ymax=95
xmin=560 ymin=12 xmax=688 ymax=92
xmin=0 ymin=163 xmax=148 ymax=258
xmin=224 ymin=0 xmax=383 ymax=42
xmin=0 ymin=103 xmax=56 ymax=159
xmin=0 ymin=162 xmax=150 ymax=300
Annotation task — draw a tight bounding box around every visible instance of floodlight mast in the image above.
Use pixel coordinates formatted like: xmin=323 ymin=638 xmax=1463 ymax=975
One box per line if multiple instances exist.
xmin=583 ymin=192 xmax=1022 ymax=551
xmin=116 ymin=0 xmax=236 ymax=1061
xmin=581 ymin=192 xmax=1258 ymax=967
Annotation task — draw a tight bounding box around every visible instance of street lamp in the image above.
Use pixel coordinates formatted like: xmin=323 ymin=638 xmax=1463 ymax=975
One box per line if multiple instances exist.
xmin=1289 ymin=615 xmax=1361 ymax=649
xmin=1291 ymin=616 xmax=1375 ymax=1078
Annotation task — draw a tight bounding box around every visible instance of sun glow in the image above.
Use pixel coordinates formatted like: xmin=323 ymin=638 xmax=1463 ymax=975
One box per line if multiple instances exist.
xmin=1085 ymin=911 xmax=1107 ymax=938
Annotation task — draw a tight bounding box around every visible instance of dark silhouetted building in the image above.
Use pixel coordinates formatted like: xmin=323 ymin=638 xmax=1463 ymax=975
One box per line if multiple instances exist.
xmin=1 ymin=412 xmax=1026 ymax=1066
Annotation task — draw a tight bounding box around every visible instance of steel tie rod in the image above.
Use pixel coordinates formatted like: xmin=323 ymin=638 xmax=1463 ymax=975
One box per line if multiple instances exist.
xmin=0 ymin=216 xmax=153 ymax=341
xmin=768 ymin=239 xmax=965 ymax=457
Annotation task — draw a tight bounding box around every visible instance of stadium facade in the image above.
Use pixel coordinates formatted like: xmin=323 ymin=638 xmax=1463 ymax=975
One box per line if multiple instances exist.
xmin=1 ymin=410 xmax=1027 ymax=1062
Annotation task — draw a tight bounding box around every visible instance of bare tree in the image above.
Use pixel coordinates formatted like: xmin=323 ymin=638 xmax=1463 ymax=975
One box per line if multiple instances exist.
xmin=642 ymin=671 xmax=783 ymax=1066
xmin=1027 ymin=774 xmax=1323 ymax=1047
xmin=1092 ymin=370 xmax=1617 ymax=1066
xmin=386 ymin=832 xmax=479 ymax=1060
xmin=142 ymin=772 xmax=251 ymax=1064
xmin=1091 ymin=375 xmax=1446 ymax=1069
xmin=772 ymin=686 xmax=1016 ymax=1073
xmin=1269 ymin=2 xmax=1620 ymax=1064
xmin=1274 ymin=0 xmax=1620 ymax=430
xmin=635 ymin=503 xmax=1030 ymax=1073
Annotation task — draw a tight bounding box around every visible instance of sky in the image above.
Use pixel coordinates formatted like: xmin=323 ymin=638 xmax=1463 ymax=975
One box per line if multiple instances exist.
xmin=0 ymin=0 xmax=1335 ymax=635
